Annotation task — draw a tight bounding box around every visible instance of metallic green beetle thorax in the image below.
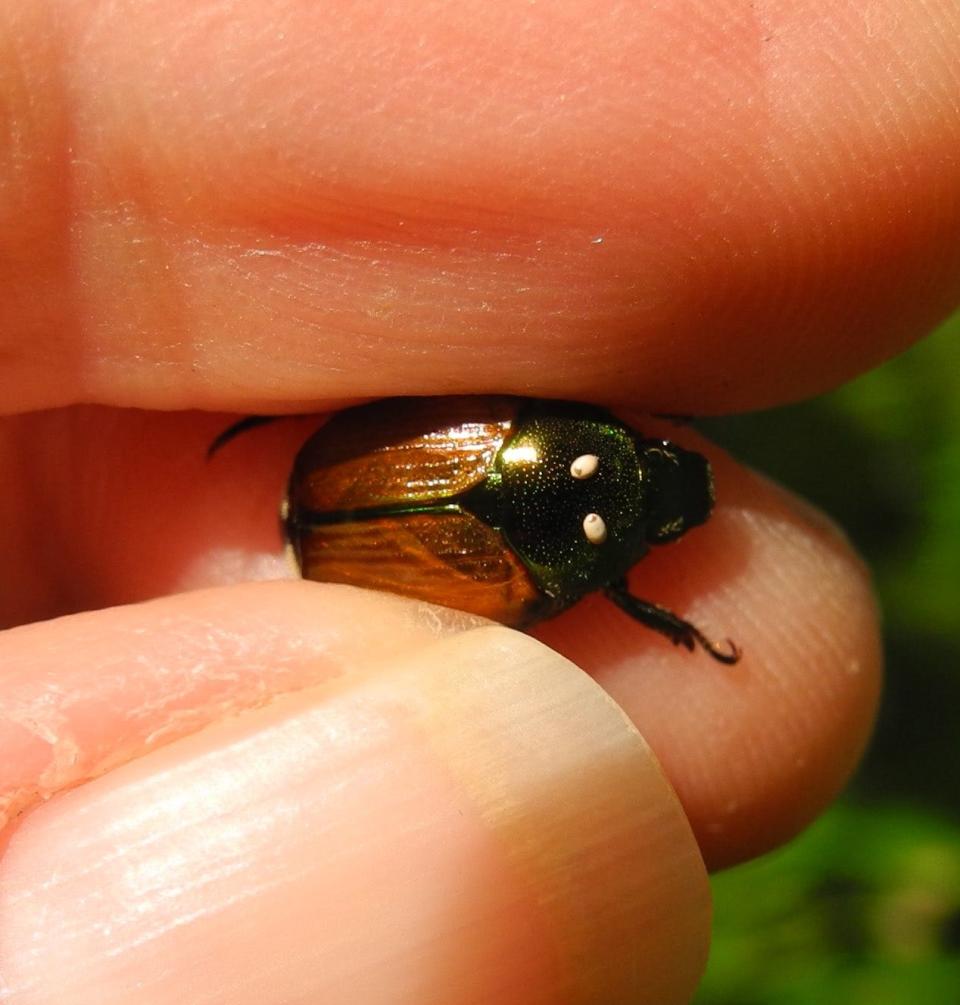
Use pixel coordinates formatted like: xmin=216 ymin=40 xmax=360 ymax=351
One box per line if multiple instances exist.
xmin=464 ymin=409 xmax=649 ymax=604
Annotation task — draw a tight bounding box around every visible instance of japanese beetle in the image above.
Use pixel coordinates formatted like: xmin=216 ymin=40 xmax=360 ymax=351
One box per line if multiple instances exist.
xmin=212 ymin=397 xmax=739 ymax=663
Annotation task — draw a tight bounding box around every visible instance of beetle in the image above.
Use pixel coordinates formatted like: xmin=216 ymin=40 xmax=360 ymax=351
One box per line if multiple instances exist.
xmin=211 ymin=396 xmax=740 ymax=663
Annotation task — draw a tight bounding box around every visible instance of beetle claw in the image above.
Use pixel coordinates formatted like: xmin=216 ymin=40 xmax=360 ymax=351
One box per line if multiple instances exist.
xmin=604 ymin=583 xmax=741 ymax=665
xmin=701 ymin=636 xmax=742 ymax=666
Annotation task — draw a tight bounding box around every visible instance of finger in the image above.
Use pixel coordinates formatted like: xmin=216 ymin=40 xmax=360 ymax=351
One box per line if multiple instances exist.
xmin=3 ymin=0 xmax=960 ymax=414
xmin=0 ymin=611 xmax=709 ymax=1005
xmin=0 ymin=408 xmax=308 ymax=627
xmin=2 ymin=409 xmax=882 ymax=869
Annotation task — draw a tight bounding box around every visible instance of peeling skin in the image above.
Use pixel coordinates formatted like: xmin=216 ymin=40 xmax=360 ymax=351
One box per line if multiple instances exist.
xmin=0 ymin=582 xmax=482 ymax=831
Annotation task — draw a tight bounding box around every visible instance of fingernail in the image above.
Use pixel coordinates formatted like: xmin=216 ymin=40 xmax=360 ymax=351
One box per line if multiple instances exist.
xmin=0 ymin=628 xmax=709 ymax=1005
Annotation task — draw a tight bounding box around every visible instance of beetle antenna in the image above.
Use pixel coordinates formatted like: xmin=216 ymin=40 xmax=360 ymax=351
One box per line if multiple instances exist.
xmin=605 ymin=582 xmax=741 ymax=664
xmin=206 ymin=415 xmax=281 ymax=460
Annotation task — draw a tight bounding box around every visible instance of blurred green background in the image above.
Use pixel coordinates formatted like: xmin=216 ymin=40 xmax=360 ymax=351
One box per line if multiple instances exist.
xmin=695 ymin=313 xmax=960 ymax=1003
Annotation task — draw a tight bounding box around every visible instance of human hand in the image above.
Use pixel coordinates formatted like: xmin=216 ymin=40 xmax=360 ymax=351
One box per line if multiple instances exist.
xmin=3 ymin=2 xmax=959 ymax=1002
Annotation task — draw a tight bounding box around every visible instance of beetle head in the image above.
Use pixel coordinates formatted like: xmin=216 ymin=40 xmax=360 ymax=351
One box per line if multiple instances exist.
xmin=638 ymin=441 xmax=715 ymax=544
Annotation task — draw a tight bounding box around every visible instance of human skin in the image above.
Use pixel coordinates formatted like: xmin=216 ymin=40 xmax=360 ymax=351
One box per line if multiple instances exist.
xmin=1 ymin=1 xmax=959 ymax=1002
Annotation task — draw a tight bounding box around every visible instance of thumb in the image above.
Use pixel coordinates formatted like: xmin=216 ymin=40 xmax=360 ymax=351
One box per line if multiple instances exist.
xmin=0 ymin=586 xmax=709 ymax=1004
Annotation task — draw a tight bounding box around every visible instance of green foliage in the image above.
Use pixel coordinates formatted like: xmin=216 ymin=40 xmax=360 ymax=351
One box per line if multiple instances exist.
xmin=696 ymin=314 xmax=960 ymax=1003
xmin=698 ymin=804 xmax=960 ymax=1004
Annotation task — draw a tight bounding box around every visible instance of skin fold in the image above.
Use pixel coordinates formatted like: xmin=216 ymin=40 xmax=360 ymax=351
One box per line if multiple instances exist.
xmin=1 ymin=1 xmax=958 ymax=1001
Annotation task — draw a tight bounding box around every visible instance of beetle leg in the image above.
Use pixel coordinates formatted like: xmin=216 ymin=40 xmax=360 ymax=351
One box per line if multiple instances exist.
xmin=206 ymin=415 xmax=281 ymax=460
xmin=604 ymin=581 xmax=741 ymax=664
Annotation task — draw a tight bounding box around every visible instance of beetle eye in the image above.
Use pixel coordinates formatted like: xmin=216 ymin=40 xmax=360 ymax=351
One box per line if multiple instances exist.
xmin=582 ymin=513 xmax=608 ymax=544
xmin=570 ymin=453 xmax=600 ymax=479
